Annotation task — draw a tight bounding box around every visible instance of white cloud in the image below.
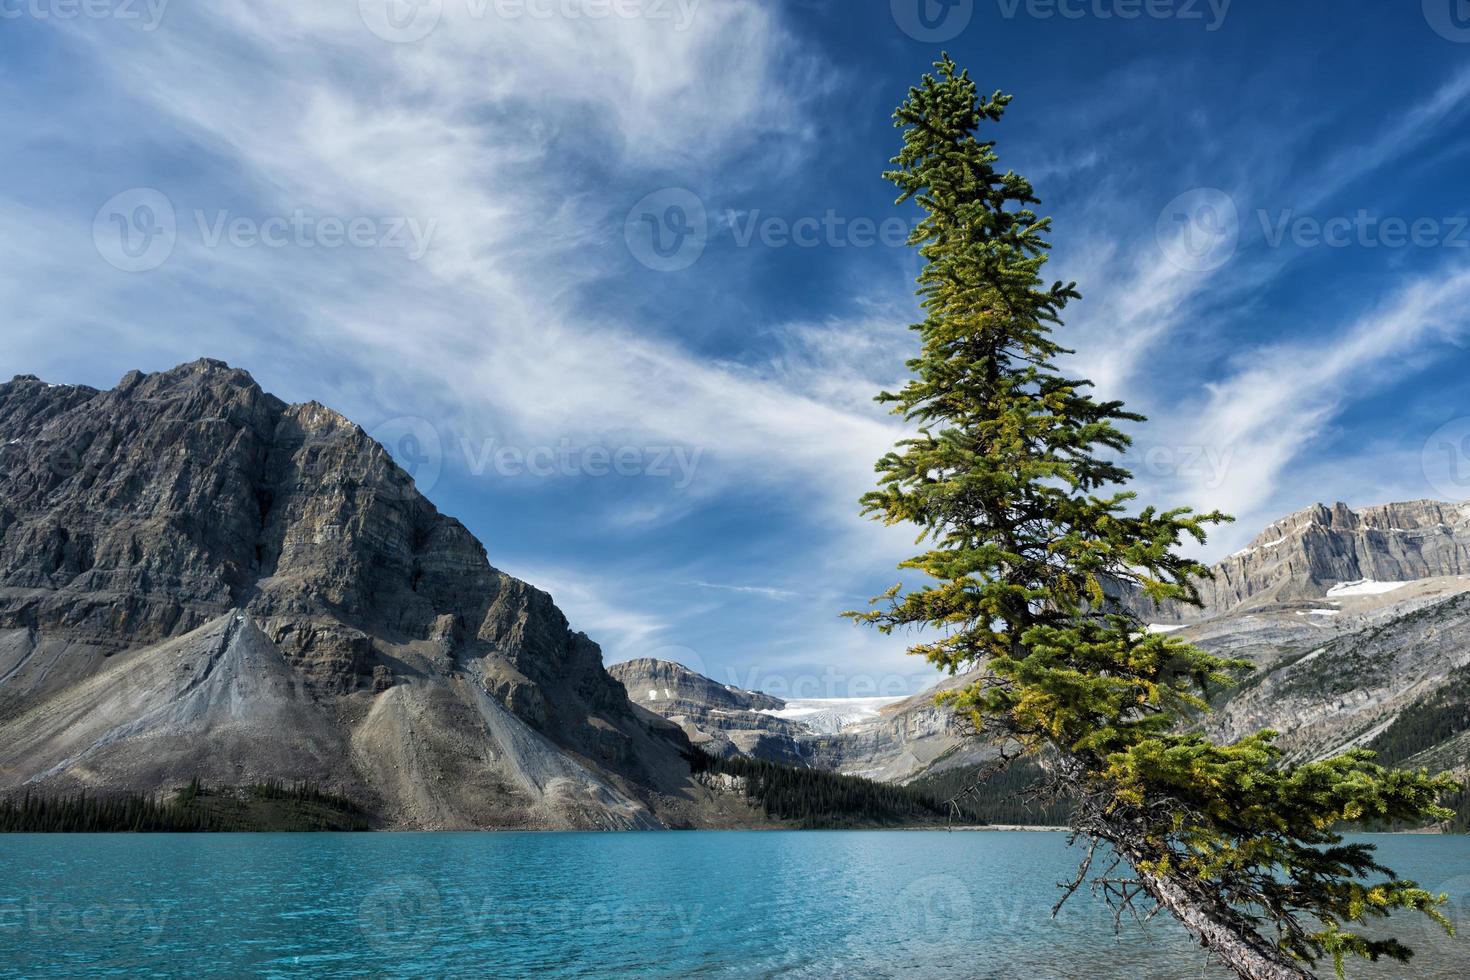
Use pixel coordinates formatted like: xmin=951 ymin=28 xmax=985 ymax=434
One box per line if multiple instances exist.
xmin=1140 ymin=264 xmax=1470 ymax=555
xmin=686 ymin=580 xmax=801 ymax=601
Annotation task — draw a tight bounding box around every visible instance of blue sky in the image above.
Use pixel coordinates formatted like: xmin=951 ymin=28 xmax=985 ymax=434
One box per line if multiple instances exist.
xmin=4 ymin=1 xmax=1470 ymax=696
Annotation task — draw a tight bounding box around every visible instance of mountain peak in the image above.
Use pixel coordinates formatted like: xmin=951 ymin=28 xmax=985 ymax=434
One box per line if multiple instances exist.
xmin=1163 ymin=498 xmax=1470 ymax=620
xmin=0 ymin=358 xmax=710 ymax=829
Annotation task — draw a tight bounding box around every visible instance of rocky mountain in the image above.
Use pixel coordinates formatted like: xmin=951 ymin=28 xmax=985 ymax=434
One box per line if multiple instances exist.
xmin=607 ymin=658 xmax=808 ymax=764
xmin=615 ymin=659 xmax=988 ymax=783
xmin=626 ymin=498 xmax=1470 ymax=798
xmin=1121 ymin=499 xmax=1470 ymax=774
xmin=3 ymin=363 xmax=1465 ymax=827
xmin=1135 ymin=499 xmax=1470 ymax=623
xmin=0 ymin=360 xmax=758 ymax=830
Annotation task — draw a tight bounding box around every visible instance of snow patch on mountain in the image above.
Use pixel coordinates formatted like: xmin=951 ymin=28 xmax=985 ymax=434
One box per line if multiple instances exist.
xmin=1146 ymin=623 xmax=1188 ymax=634
xmin=1326 ymin=579 xmax=1408 ymax=598
xmin=762 ymin=696 xmax=907 ymax=734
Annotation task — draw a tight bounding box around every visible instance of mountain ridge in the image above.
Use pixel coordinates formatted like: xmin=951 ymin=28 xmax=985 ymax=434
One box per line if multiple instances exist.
xmin=0 ymin=360 xmax=751 ymax=830
xmin=1130 ymin=497 xmax=1470 ymax=623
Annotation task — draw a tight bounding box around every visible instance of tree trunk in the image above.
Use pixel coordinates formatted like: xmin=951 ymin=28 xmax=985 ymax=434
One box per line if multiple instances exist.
xmin=1115 ymin=841 xmax=1316 ymax=980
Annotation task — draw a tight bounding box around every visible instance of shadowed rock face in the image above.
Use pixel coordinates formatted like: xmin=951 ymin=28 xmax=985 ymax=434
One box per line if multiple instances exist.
xmin=0 ymin=360 xmax=748 ymax=830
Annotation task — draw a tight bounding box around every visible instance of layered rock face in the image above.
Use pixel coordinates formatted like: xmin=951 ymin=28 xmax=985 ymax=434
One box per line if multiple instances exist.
xmin=608 ymin=658 xmax=806 ymax=763
xmin=1134 ymin=499 xmax=1470 ymax=622
xmin=0 ymin=361 xmax=749 ymax=830
xmin=610 ymin=658 xmax=785 ymax=714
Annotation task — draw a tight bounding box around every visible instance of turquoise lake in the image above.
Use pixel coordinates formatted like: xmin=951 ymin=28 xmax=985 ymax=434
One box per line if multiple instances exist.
xmin=2 ymin=831 xmax=1469 ymax=978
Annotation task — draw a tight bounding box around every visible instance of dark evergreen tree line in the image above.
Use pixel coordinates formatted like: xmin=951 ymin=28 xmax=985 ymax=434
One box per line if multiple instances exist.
xmin=1 ymin=778 xmax=369 ymax=832
xmin=685 ymin=749 xmax=988 ymax=828
xmin=908 ymin=757 xmax=1072 ymax=826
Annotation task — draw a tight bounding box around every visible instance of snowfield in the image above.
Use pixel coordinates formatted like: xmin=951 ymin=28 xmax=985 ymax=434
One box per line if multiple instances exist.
xmin=762 ymin=696 xmax=908 ymax=734
xmin=1325 ymin=579 xmax=1408 ymax=598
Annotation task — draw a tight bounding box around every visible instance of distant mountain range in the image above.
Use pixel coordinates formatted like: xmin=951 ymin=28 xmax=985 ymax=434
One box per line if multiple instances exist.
xmin=608 ymin=658 xmax=980 ymax=780
xmin=2 ymin=359 xmax=1466 ymax=829
xmin=620 ymin=501 xmax=1470 ymax=808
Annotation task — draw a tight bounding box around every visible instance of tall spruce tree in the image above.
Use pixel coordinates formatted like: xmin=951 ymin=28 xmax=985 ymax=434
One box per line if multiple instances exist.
xmin=852 ymin=55 xmax=1458 ymax=980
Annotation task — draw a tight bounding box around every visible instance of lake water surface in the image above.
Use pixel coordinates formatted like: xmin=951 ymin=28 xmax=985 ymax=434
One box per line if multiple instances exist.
xmin=2 ymin=831 xmax=1469 ymax=978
